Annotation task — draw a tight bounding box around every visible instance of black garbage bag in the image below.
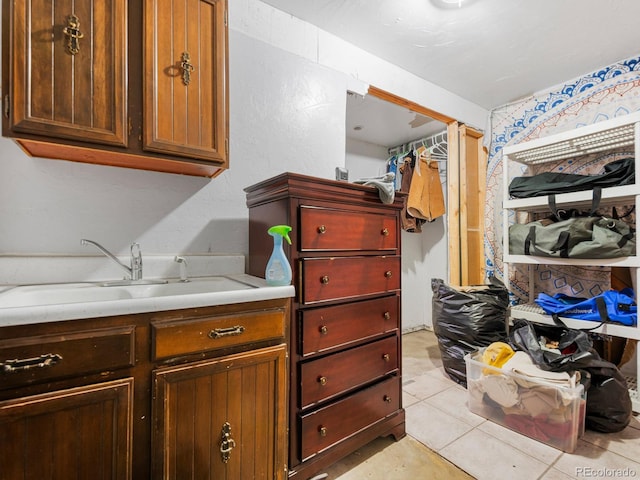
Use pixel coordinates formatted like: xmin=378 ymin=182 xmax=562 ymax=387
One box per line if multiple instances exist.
xmin=431 ymin=278 xmax=509 ymax=387
xmin=509 ymin=319 xmax=632 ymax=433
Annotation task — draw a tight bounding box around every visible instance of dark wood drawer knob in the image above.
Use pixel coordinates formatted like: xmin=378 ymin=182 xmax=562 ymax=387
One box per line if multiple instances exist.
xmin=319 ymin=426 xmax=327 ymax=437
xmin=381 ymin=228 xmax=389 ymax=236
xmin=320 ymin=275 xmax=330 ymax=284
xmin=384 ymin=395 xmax=392 ymax=403
xmin=318 ymin=376 xmax=328 ymax=386
xmin=382 ymin=353 xmax=390 ymax=362
xmin=319 ymin=325 xmax=328 ymax=335
xmin=383 ymin=311 xmax=391 ymax=320
xmin=317 ymin=225 xmax=326 ymax=234
xmin=384 ymin=271 xmax=392 ymax=278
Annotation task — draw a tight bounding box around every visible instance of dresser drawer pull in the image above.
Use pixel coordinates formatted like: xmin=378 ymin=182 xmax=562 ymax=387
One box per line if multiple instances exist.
xmin=319 ymin=426 xmax=327 ymax=437
xmin=320 ymin=275 xmax=330 ymax=284
xmin=384 ymin=395 xmax=392 ymax=403
xmin=318 ymin=376 xmax=328 ymax=386
xmin=319 ymin=325 xmax=328 ymax=335
xmin=384 ymin=271 xmax=392 ymax=278
xmin=1 ymin=353 xmax=63 ymax=373
xmin=381 ymin=228 xmax=389 ymax=236
xmin=208 ymin=325 xmax=245 ymax=339
xmin=383 ymin=311 xmax=391 ymax=320
xmin=317 ymin=225 xmax=327 ymax=234
xmin=382 ymin=353 xmax=390 ymax=362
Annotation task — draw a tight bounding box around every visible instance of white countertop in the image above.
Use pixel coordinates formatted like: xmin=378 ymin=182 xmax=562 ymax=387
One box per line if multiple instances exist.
xmin=0 ymin=274 xmax=295 ymax=327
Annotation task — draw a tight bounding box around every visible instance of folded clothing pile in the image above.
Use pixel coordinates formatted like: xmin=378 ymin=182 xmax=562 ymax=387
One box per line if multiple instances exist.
xmin=466 ymin=342 xmax=585 ymax=452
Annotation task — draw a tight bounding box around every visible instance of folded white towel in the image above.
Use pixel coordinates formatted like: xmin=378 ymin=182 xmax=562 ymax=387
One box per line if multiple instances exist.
xmin=503 ymin=351 xmax=572 ymax=386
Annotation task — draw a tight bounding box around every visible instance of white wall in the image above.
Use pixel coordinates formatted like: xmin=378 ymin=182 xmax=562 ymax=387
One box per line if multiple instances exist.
xmin=345 ymin=138 xmax=388 ymax=181
xmin=0 ymin=0 xmax=488 ymax=331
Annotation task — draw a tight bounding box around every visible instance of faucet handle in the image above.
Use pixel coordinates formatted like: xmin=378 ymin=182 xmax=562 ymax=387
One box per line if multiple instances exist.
xmin=130 ymin=242 xmax=141 ymax=257
xmin=174 ymin=256 xmax=189 ymax=282
xmin=130 ymin=243 xmax=143 ymax=280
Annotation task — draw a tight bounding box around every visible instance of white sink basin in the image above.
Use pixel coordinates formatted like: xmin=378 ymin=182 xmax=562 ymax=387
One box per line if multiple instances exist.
xmin=0 ymin=276 xmax=256 ymax=309
xmin=0 ymin=274 xmax=293 ymax=327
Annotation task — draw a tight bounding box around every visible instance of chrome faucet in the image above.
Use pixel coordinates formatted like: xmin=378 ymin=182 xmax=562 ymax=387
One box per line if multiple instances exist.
xmin=81 ymin=239 xmax=143 ymax=281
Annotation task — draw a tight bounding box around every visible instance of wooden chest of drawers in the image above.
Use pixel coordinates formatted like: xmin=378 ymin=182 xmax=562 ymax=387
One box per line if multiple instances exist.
xmin=245 ymin=172 xmax=406 ymax=479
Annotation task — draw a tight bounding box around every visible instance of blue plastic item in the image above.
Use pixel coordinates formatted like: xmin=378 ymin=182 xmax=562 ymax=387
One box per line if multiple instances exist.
xmin=535 ymin=289 xmax=637 ymax=326
xmin=265 ymin=225 xmax=292 ymax=286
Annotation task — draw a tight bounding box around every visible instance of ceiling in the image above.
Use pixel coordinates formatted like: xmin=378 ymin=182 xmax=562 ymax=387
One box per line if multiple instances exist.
xmin=262 ymin=0 xmax=640 ymax=110
xmin=261 ymin=0 xmax=640 ymax=149
xmin=346 ymin=92 xmax=447 ymax=149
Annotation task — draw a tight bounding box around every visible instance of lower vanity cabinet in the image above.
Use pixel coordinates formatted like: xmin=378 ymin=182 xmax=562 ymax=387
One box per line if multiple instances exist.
xmin=0 ymin=325 xmax=136 ymax=479
xmin=150 ymin=301 xmax=289 ymax=480
xmin=0 ymin=296 xmax=290 ymax=480
xmin=152 ymin=345 xmax=287 ymax=479
xmin=0 ymin=379 xmax=134 ymax=479
xmin=245 ymin=173 xmax=406 ymax=479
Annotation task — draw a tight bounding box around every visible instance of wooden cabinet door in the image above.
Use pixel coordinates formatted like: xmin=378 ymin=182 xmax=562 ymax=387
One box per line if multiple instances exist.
xmin=143 ymin=0 xmax=228 ymax=165
xmin=0 ymin=378 xmax=134 ymax=480
xmin=6 ymin=0 xmax=127 ymax=146
xmin=152 ymin=344 xmax=287 ymax=480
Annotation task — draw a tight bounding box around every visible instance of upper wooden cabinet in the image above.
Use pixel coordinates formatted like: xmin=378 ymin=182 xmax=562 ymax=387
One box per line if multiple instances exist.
xmin=7 ymin=0 xmax=127 ymax=146
xmin=2 ymin=0 xmax=229 ymax=177
xmin=144 ymin=0 xmax=228 ymax=163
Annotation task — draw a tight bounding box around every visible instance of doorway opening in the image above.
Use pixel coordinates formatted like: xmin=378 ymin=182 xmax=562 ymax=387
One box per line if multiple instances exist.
xmin=345 ymin=86 xmax=487 ymax=287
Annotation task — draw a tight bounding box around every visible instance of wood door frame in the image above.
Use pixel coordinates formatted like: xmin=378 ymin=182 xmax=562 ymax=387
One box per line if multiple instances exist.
xmin=367 ymin=86 xmax=485 ymax=286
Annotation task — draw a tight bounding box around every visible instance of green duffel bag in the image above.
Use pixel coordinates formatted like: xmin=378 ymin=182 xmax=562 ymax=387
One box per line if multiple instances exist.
xmin=509 ymin=215 xmax=636 ymax=258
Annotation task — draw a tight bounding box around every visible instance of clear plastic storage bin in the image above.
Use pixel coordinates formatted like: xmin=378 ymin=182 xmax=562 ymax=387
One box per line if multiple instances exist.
xmin=465 ymin=349 xmax=586 ymax=453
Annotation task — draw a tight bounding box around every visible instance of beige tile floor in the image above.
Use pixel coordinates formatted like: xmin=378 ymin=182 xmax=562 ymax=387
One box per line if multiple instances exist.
xmin=323 ymin=329 xmax=640 ymax=480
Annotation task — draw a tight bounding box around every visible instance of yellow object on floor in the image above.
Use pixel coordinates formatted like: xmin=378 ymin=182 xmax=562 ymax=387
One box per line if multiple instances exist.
xmin=482 ymin=342 xmax=515 ymax=369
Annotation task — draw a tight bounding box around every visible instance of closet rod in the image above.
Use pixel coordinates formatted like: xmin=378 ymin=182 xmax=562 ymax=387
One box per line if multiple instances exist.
xmin=387 ymin=129 xmax=448 ymax=158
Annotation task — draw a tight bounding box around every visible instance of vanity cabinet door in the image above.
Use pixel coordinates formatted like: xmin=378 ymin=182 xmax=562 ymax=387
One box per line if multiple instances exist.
xmin=152 ymin=344 xmax=287 ymax=480
xmin=0 ymin=378 xmax=134 ymax=480
xmin=6 ymin=0 xmax=127 ymax=146
xmin=143 ymin=0 xmax=228 ymax=165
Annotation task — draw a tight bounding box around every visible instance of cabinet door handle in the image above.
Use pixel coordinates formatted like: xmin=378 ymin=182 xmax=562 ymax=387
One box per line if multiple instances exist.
xmin=381 ymin=228 xmax=389 ymax=236
xmin=384 ymin=271 xmax=392 ymax=278
xmin=1 ymin=353 xmax=62 ymax=373
xmin=317 ymin=225 xmax=326 ymax=234
xmin=63 ymin=14 xmax=84 ymax=55
xmin=318 ymin=376 xmax=328 ymax=386
xmin=208 ymin=325 xmax=245 ymax=339
xmin=320 ymin=275 xmax=330 ymax=285
xmin=181 ymin=51 xmax=196 ymax=86
xmin=219 ymin=422 xmax=236 ymax=464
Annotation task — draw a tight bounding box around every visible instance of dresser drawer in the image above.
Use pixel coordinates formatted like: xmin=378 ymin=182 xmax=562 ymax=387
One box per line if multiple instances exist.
xmin=300 ymin=296 xmax=399 ymax=356
xmin=152 ymin=308 xmax=286 ymax=360
xmin=300 ymin=375 xmax=400 ymax=460
xmin=299 ymin=335 xmax=397 ymax=409
xmin=300 ymin=256 xmax=400 ymax=304
xmin=0 ymin=326 xmax=135 ymax=390
xmin=300 ymin=206 xmax=398 ymax=252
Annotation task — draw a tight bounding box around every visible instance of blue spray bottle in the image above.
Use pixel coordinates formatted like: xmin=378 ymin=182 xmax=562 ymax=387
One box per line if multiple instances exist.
xmin=265 ymin=225 xmax=292 ymax=286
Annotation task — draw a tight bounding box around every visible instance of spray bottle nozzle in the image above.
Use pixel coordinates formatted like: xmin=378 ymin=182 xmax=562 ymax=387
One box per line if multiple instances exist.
xmin=268 ymin=225 xmax=292 ymax=245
